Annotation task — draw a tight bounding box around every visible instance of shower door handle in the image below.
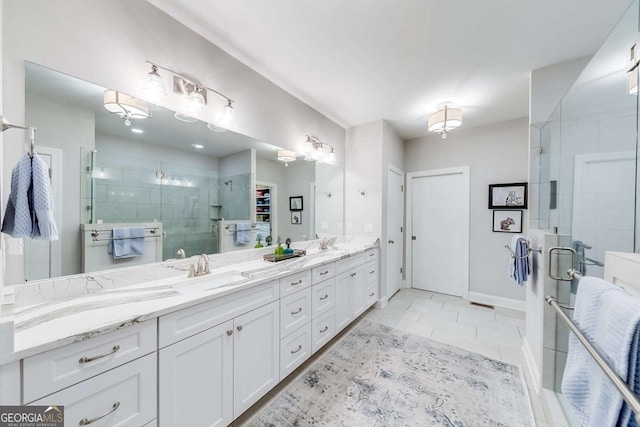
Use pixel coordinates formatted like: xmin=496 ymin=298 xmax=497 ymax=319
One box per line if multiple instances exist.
xmin=547 ymin=246 xmax=577 ymax=282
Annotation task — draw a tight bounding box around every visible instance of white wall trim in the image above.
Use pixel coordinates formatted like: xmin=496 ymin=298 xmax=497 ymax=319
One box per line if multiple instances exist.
xmin=468 ymin=291 xmax=526 ymax=311
xmin=406 ymin=166 xmax=470 ymax=300
xmin=523 ymin=337 xmax=541 ymax=394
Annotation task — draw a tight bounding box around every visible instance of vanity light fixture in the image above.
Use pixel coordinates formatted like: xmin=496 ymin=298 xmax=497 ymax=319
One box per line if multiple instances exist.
xmin=277 ymin=148 xmax=297 ymax=167
xmin=103 ymin=90 xmax=151 ymax=126
xmin=142 ymin=60 xmax=235 ymax=128
xmin=302 ymin=135 xmax=336 ymax=164
xmin=428 ymin=102 xmax=462 ymax=139
xmin=140 ymin=63 xmax=167 ymax=99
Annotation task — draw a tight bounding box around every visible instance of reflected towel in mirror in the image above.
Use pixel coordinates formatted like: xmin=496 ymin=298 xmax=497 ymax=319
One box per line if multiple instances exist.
xmin=107 ymin=227 xmax=145 ymax=258
xmin=234 ymin=222 xmax=251 ymax=245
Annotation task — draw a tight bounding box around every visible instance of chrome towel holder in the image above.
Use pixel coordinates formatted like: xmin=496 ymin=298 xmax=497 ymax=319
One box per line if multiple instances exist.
xmin=1 ymin=116 xmax=36 ymax=156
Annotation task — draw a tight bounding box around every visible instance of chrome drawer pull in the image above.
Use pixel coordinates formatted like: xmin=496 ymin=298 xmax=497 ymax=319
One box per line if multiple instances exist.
xmin=291 ymin=345 xmax=303 ymax=354
xmin=319 ymin=294 xmax=329 ymax=301
xmin=320 ymin=326 xmax=328 ymax=333
xmin=79 ymin=401 xmax=120 ymax=425
xmin=291 ymin=307 xmax=303 ymax=315
xmin=369 ymin=253 xmax=375 ymax=257
xmin=369 ymin=270 xmax=375 ymax=274
xmin=78 ymin=345 xmax=120 ymax=364
xmin=319 ymin=270 xmax=329 ymax=276
xmin=291 ymin=279 xmax=303 ymax=286
xmin=369 ymin=292 xmax=375 ymax=297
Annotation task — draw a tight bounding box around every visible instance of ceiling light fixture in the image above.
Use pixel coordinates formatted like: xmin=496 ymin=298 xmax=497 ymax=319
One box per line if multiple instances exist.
xmin=142 ymin=60 xmax=235 ymax=127
xmin=276 ymin=148 xmax=297 ymax=167
xmin=428 ymin=102 xmax=462 ymax=139
xmin=103 ymin=90 xmax=151 ymax=126
xmin=302 ymin=136 xmax=336 ymax=164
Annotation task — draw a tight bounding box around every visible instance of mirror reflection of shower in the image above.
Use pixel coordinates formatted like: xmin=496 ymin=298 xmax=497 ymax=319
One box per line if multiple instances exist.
xmin=224 ymin=180 xmax=233 ymax=191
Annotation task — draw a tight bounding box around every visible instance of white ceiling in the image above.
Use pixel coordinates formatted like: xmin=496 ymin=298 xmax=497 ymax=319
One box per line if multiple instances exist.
xmin=148 ymin=0 xmax=634 ymax=140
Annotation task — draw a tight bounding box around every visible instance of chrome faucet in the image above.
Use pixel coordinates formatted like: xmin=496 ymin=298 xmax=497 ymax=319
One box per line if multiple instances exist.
xmin=318 ymin=236 xmax=337 ymax=250
xmin=176 ymin=248 xmax=186 ymax=259
xmin=187 ymin=254 xmax=211 ymax=278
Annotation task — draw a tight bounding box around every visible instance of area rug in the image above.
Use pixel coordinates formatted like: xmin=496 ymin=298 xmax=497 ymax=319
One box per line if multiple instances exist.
xmin=246 ymin=319 xmax=533 ymax=426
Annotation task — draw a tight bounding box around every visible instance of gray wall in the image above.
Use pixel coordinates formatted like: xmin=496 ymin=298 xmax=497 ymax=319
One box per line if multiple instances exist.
xmin=405 ymin=118 xmax=529 ymax=304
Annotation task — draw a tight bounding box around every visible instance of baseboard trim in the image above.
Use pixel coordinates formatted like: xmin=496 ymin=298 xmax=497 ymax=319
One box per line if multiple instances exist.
xmin=523 ymin=337 xmax=541 ymax=394
xmin=468 ymin=291 xmax=526 ymax=311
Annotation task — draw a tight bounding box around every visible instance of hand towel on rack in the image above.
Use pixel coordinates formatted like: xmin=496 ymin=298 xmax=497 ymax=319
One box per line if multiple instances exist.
xmin=561 ymin=276 xmax=640 ymax=426
xmin=1 ymin=153 xmax=33 ymax=238
xmin=107 ymin=227 xmax=145 ymax=259
xmin=234 ymin=222 xmax=251 ymax=245
xmin=30 ymin=153 xmax=58 ymax=240
xmin=509 ymin=235 xmax=530 ymax=286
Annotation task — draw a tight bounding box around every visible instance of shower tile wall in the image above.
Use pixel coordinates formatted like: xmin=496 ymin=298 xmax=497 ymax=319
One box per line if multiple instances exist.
xmin=220 ymin=173 xmax=251 ymax=220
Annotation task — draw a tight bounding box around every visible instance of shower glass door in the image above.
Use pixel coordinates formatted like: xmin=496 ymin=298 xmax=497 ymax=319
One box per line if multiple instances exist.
xmin=537 ymin=0 xmax=640 ymax=420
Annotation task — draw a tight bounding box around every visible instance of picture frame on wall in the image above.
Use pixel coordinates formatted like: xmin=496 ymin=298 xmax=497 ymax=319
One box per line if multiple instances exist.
xmin=488 ymin=182 xmax=528 ymax=209
xmin=492 ymin=210 xmax=523 ymax=233
xmin=289 ymin=196 xmax=303 ymax=211
xmin=291 ymin=211 xmax=302 ymax=224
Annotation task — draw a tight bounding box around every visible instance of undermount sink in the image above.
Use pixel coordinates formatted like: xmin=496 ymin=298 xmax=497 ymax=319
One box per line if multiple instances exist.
xmin=171 ymin=273 xmax=248 ymax=295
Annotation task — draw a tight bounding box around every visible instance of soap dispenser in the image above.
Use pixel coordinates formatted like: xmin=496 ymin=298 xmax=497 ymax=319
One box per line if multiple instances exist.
xmin=275 ymin=238 xmax=284 ymax=256
xmin=283 ymin=238 xmax=293 ymax=255
xmin=255 ymin=236 xmax=264 ymax=249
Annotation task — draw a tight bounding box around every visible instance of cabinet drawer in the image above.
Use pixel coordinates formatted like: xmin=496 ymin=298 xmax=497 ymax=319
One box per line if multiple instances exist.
xmin=366 ymin=260 xmax=378 ymax=284
xmin=366 ymin=282 xmax=379 ymax=306
xmin=365 ymin=249 xmax=379 ymax=262
xmin=335 ymin=253 xmax=365 ymax=275
xmin=311 ymin=277 xmax=335 ymax=318
xmin=280 ymin=288 xmax=312 ymax=337
xmin=279 ymin=270 xmax=312 ymax=298
xmin=24 ymin=321 xmax=156 ymax=403
xmin=312 ymin=263 xmax=335 ymax=284
xmin=311 ymin=309 xmax=335 ymax=353
xmin=32 ymin=353 xmax=156 ymax=427
xmin=280 ymin=324 xmax=312 ymax=380
xmin=159 ymin=280 xmax=278 ymax=347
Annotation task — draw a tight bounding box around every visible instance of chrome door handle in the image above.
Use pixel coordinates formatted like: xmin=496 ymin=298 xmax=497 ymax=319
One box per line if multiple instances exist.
xmin=79 ymin=402 xmax=120 ymax=425
xmin=79 ymin=345 xmax=120 ymax=364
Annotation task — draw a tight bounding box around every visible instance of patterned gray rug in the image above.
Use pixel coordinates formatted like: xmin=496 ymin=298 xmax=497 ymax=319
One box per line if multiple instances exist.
xmin=246 ymin=319 xmax=533 ymax=426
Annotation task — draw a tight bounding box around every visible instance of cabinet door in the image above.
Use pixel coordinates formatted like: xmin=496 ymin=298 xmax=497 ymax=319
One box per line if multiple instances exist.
xmin=159 ymin=320 xmax=233 ymax=427
xmin=334 ymin=271 xmax=352 ymax=332
xmin=234 ymin=301 xmax=280 ymax=418
xmin=350 ymin=266 xmax=366 ymax=318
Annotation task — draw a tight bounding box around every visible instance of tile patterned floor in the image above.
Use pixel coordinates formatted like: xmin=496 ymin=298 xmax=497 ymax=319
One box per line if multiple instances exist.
xmin=235 ymin=288 xmax=562 ymax=426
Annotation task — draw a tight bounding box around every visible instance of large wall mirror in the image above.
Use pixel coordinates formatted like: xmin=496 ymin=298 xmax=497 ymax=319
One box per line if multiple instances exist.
xmin=10 ymin=62 xmax=344 ymax=284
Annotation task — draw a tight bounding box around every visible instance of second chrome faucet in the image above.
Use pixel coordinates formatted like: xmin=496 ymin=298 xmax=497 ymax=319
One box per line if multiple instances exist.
xmin=188 ymin=254 xmax=211 ymax=278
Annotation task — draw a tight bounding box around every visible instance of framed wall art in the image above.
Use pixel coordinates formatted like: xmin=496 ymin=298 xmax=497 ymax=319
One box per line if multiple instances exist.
xmin=291 ymin=211 xmax=302 ymax=224
xmin=289 ymin=196 xmax=303 ymax=211
xmin=488 ymin=182 xmax=527 ymax=209
xmin=493 ymin=210 xmax=523 ymax=233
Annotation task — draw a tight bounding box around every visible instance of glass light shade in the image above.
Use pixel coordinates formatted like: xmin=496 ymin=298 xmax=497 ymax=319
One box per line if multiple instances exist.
xmin=326 ymin=149 xmax=336 ymax=164
xmin=187 ymin=88 xmax=206 ymax=115
xmin=140 ymin=67 xmax=167 ymax=98
xmin=277 ymin=149 xmax=297 ymax=166
xmin=174 ymin=111 xmax=198 ymax=123
xmin=103 ymin=90 xmax=151 ymax=119
xmin=427 ymin=106 xmax=462 ymax=132
xmin=206 ymin=122 xmax=227 ymax=132
xmin=218 ymin=102 xmax=234 ymax=127
xmin=627 ymin=70 xmax=638 ymax=95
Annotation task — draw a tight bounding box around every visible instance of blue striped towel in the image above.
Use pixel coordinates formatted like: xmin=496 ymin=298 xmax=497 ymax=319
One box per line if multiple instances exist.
xmin=509 ymin=235 xmax=529 ymax=286
xmin=107 ymin=227 xmax=145 ymax=258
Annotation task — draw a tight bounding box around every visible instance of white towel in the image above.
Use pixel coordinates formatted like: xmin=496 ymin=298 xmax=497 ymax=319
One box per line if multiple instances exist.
xmin=234 ymin=222 xmax=251 ymax=245
xmin=561 ymin=276 xmax=640 ymax=426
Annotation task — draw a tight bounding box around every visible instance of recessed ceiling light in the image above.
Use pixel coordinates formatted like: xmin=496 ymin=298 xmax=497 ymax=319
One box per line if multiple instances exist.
xmin=131 ymin=128 xmax=144 ymax=134
xmin=192 ymin=144 xmax=204 ymax=149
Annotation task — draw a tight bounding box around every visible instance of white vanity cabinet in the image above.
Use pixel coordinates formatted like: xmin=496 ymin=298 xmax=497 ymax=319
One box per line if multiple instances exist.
xmin=159 ymin=321 xmax=233 ymax=427
xmin=158 ymin=282 xmax=280 ymax=425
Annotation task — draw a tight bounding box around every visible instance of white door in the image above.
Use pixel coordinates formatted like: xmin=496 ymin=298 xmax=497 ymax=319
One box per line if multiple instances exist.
xmin=334 ymin=271 xmax=352 ymax=331
xmin=409 ymin=167 xmax=469 ymax=297
xmin=572 ymin=152 xmax=635 ymax=277
xmin=24 ymin=147 xmax=62 ymax=281
xmin=233 ymin=300 xmax=280 ymax=418
xmin=386 ymin=167 xmax=404 ymax=298
xmin=159 ymin=320 xmax=234 ymax=427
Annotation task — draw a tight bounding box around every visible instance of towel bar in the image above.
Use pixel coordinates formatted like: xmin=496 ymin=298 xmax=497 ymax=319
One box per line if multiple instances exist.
xmin=546 ymin=271 xmax=640 ymax=424
xmin=1 ymin=116 xmax=35 ymax=156
xmin=505 ymin=239 xmax=542 ymax=259
xmin=224 ymin=223 xmax=257 ymax=231
xmin=90 ymin=227 xmax=160 ymax=242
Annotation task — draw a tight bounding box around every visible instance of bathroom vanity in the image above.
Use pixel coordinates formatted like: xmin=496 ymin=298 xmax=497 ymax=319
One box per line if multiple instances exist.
xmin=0 ymin=237 xmax=379 ymax=427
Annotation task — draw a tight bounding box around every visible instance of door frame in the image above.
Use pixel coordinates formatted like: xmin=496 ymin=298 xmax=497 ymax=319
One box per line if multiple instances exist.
xmin=385 ymin=164 xmax=405 ymax=301
xmin=406 ymin=166 xmax=470 ymax=300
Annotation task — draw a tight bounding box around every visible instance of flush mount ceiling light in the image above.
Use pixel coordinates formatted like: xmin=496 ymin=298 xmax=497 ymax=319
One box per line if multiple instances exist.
xmin=141 ymin=60 xmax=235 ymax=127
xmin=302 ymin=136 xmax=336 ymax=164
xmin=428 ymin=102 xmax=462 ymax=139
xmin=103 ymin=90 xmax=151 ymax=126
xmin=277 ymin=148 xmax=297 ymax=167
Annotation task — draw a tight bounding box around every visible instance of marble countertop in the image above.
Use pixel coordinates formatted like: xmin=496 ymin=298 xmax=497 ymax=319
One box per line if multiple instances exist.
xmin=0 ymin=236 xmax=379 ymax=364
